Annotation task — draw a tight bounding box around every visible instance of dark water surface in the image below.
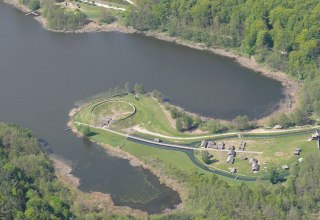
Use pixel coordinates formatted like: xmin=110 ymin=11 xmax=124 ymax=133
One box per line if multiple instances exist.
xmin=0 ymin=2 xmax=284 ymax=213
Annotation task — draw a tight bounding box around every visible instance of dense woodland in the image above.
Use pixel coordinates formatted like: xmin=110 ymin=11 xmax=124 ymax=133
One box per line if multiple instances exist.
xmin=125 ymin=0 xmax=320 ymax=80
xmin=0 ymin=123 xmax=72 ymax=219
xmin=0 ymin=123 xmax=133 ymax=219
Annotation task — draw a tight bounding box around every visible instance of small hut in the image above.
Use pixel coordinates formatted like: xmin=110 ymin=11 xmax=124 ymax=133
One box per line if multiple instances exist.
xmin=217 ymin=142 xmax=225 ymax=150
xmin=311 ymin=130 xmax=320 ymax=149
xmin=227 ymin=155 xmax=235 ymax=164
xmin=293 ymin=150 xmax=300 ymax=155
xmin=273 ymin=125 xmax=283 ymax=129
xmin=249 ymin=158 xmax=258 ymax=165
xmin=228 ymin=149 xmax=236 ymax=157
xmin=200 ymin=140 xmax=208 ymax=148
xmin=282 ymin=165 xmax=289 ymax=170
xmin=207 ymin=141 xmax=217 ymax=149
xmin=252 ymin=163 xmax=260 ymax=171
xmin=230 ymin=168 xmax=237 ymax=173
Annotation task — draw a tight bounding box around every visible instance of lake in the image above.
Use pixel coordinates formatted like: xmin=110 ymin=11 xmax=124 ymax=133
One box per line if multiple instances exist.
xmin=0 ymin=2 xmax=284 ymax=213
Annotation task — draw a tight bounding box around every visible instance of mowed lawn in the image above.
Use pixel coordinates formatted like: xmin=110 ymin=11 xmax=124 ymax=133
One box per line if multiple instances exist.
xmin=78 ymin=126 xmax=215 ymax=176
xmin=199 ymin=132 xmax=318 ymax=176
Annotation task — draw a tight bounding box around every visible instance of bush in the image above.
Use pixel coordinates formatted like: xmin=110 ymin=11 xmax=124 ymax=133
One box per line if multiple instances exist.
xmin=28 ymin=0 xmax=40 ymax=10
xmin=232 ymin=115 xmax=251 ymax=131
xmin=100 ymin=9 xmax=115 ymax=24
xmin=43 ymin=2 xmax=87 ymax=31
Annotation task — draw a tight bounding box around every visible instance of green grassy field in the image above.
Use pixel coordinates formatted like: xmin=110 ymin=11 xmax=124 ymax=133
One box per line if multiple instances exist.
xmin=77 ymin=2 xmax=124 ymax=22
xmin=73 ymin=93 xmax=320 ymax=181
xmin=75 ymin=94 xmax=205 ymax=137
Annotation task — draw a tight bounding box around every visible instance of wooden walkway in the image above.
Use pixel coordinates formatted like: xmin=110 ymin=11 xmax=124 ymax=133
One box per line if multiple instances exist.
xmin=26 ymin=11 xmax=38 ymax=16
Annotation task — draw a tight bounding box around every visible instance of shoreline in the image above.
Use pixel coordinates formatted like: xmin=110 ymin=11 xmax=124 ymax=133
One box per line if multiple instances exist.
xmin=50 ymin=154 xmax=150 ymax=219
xmin=3 ymin=0 xmax=300 ymax=123
xmin=67 ymin=106 xmax=185 ymax=216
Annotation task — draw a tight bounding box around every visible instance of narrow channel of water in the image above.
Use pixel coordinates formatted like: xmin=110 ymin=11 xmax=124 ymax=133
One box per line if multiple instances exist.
xmin=0 ymin=2 xmax=284 ymax=213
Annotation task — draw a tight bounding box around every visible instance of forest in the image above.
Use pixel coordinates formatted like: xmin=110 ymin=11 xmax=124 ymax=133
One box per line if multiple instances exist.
xmin=0 ymin=123 xmax=133 ymax=219
xmin=125 ymin=0 xmax=320 ymax=80
xmin=0 ymin=123 xmax=72 ymax=219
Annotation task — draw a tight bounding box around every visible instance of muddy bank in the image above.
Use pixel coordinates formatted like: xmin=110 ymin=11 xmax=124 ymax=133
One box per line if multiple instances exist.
xmin=68 ymin=106 xmax=185 ymax=215
xmin=50 ymin=150 xmax=149 ymax=219
xmin=143 ymin=31 xmax=300 ymax=122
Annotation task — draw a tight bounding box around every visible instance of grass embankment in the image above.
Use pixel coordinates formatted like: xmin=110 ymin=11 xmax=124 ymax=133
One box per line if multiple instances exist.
xmin=75 ymin=94 xmax=204 ymax=138
xmin=77 ymin=2 xmax=124 ymax=22
xmin=73 ymin=94 xmax=320 ymax=179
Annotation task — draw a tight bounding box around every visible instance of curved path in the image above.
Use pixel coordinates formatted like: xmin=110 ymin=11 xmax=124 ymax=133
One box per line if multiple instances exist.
xmin=133 ymin=125 xmax=320 ymax=141
xmin=73 ymin=100 xmax=319 ymax=181
xmin=79 ymin=0 xmax=126 ymax=11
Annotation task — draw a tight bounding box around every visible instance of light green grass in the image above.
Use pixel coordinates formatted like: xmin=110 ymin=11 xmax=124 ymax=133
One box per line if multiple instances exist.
xmin=78 ymin=3 xmax=124 ymax=22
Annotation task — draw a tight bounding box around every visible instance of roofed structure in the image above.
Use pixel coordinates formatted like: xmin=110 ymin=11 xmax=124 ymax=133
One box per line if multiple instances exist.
xmin=282 ymin=165 xmax=289 ymax=170
xmin=227 ymin=155 xmax=235 ymax=164
xmin=200 ymin=140 xmax=208 ymax=148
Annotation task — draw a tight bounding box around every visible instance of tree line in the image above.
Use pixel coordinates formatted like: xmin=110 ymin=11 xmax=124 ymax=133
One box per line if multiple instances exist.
xmin=124 ymin=0 xmax=320 ymax=126
xmin=125 ymin=0 xmax=320 ymax=80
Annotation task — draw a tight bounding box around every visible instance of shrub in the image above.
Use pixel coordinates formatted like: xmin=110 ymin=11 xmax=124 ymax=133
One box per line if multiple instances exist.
xmin=28 ymin=0 xmax=40 ymax=10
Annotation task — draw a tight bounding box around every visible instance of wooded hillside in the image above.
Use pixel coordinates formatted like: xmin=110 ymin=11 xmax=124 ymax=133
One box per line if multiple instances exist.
xmin=125 ymin=0 xmax=320 ymax=80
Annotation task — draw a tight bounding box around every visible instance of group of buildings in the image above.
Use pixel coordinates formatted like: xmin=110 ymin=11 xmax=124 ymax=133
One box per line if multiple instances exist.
xmin=200 ymin=139 xmax=260 ymax=173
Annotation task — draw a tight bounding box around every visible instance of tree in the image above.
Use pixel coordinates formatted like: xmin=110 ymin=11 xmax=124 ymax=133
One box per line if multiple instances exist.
xmin=82 ymin=126 xmax=91 ymax=137
xmin=201 ymin=151 xmax=211 ymax=165
xmin=206 ymin=119 xmax=223 ymax=134
xmin=133 ymin=83 xmax=145 ymax=94
xmin=113 ymin=86 xmax=121 ymax=96
xmin=270 ymin=168 xmax=280 ymax=184
xmin=182 ymin=113 xmax=193 ymax=130
xmin=170 ymin=107 xmax=181 ymax=119
xmin=232 ymin=115 xmax=250 ymax=131
xmin=28 ymin=0 xmax=40 ymax=10
xmin=176 ymin=117 xmax=183 ymax=132
xmin=124 ymin=82 xmax=130 ymax=94
xmin=100 ymin=8 xmax=115 ymax=24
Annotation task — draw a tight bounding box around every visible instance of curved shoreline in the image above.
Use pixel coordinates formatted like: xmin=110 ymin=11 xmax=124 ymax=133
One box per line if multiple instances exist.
xmin=3 ymin=0 xmax=300 ymax=123
xmin=68 ymin=105 xmax=185 ymax=217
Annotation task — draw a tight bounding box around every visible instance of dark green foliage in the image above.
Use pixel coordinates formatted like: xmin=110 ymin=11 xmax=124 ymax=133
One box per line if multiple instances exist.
xmin=201 ymin=119 xmax=226 ymax=134
xmin=181 ymin=113 xmax=193 ymax=130
xmin=28 ymin=0 xmax=40 ymax=10
xmin=43 ymin=0 xmax=87 ymax=31
xmin=169 ymin=107 xmax=181 ymax=119
xmin=0 ymin=123 xmax=72 ymax=219
xmin=82 ymin=126 xmax=91 ymax=137
xmin=125 ymin=0 xmax=320 ymax=80
xmin=201 ymin=151 xmax=211 ymax=164
xmin=175 ymin=117 xmax=184 ymax=132
xmin=270 ymin=168 xmax=281 ymax=184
